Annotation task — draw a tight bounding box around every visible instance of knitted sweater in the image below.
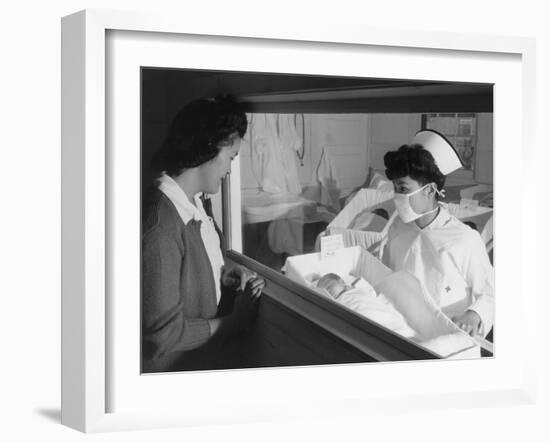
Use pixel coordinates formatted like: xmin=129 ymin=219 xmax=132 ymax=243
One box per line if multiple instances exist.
xmin=141 ymin=188 xmax=221 ymax=373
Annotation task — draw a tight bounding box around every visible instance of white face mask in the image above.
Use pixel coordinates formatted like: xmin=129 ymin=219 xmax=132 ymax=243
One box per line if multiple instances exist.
xmin=393 ymin=183 xmax=439 ymax=223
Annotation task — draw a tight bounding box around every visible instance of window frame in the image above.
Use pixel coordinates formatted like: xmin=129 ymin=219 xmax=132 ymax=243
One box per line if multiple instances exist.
xmin=62 ymin=12 xmax=534 ymax=430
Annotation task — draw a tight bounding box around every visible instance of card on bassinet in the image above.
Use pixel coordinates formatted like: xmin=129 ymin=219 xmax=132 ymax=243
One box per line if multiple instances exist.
xmin=320 ymin=233 xmax=345 ymax=259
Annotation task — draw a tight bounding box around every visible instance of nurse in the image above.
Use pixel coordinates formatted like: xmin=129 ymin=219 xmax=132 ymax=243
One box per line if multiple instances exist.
xmin=382 ymin=130 xmax=494 ymax=338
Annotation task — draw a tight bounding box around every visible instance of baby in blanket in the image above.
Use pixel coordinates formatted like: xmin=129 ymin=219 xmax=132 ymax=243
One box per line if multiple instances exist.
xmin=314 ymin=273 xmax=415 ymax=338
xmin=315 ymin=273 xmax=351 ymax=299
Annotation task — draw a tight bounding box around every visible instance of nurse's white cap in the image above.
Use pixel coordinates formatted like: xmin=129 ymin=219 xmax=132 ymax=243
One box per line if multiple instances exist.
xmin=412 ymin=129 xmax=463 ymax=175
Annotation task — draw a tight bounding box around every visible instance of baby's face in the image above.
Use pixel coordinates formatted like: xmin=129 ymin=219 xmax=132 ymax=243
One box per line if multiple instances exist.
xmin=316 ymin=273 xmax=350 ymax=299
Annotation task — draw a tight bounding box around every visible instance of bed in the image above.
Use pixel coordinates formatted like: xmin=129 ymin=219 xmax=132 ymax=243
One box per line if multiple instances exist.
xmin=241 ymin=189 xmax=319 ymax=224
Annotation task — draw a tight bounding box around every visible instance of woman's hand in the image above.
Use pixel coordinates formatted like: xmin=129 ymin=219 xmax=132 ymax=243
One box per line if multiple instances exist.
xmin=452 ymin=310 xmax=483 ymax=336
xmin=210 ymin=276 xmax=266 ymax=338
xmin=231 ymin=277 xmax=265 ymax=333
xmin=222 ymin=265 xmax=260 ymax=292
xmin=245 ymin=276 xmax=265 ymax=298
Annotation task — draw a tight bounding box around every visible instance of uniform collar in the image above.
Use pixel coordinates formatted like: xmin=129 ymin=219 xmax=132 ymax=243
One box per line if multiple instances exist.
xmin=157 ymin=173 xmax=206 ymax=224
xmin=423 ymin=203 xmax=453 ymax=231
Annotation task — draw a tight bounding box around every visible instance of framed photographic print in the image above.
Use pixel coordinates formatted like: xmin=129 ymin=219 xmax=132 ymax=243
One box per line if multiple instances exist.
xmin=61 ymin=9 xmax=537 ymax=433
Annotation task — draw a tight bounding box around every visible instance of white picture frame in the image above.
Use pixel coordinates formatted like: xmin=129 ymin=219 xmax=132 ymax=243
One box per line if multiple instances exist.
xmin=61 ymin=9 xmax=537 ymax=433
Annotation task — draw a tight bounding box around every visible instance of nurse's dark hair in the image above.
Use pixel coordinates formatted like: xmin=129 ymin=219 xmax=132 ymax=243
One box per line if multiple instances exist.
xmin=383 ymin=144 xmax=446 ymax=195
xmin=151 ymin=94 xmax=247 ymax=176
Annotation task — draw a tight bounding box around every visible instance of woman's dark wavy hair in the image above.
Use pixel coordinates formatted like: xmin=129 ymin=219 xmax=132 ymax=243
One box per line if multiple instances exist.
xmin=151 ymin=94 xmax=247 ymax=176
xmin=383 ymin=144 xmax=446 ymax=194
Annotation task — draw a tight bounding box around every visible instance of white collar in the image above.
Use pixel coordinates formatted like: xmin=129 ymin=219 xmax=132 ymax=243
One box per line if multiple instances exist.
xmin=157 ymin=173 xmax=207 ymax=224
xmin=423 ymin=203 xmax=453 ymax=231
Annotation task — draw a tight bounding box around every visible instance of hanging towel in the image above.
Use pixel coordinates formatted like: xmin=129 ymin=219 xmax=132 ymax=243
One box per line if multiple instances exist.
xmin=248 ymin=114 xmax=287 ymax=194
xmin=277 ymin=114 xmax=302 ymax=195
xmin=314 ymin=147 xmax=341 ymax=212
xmin=278 ymin=114 xmax=303 ymax=153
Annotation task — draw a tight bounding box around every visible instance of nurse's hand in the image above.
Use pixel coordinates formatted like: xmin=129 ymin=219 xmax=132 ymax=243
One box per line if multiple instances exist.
xmin=222 ymin=265 xmax=259 ymax=292
xmin=452 ymin=310 xmax=483 ymax=336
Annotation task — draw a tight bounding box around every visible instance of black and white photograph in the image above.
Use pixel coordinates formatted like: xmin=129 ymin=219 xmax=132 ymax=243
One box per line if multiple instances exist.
xmin=140 ymin=69 xmax=495 ymax=373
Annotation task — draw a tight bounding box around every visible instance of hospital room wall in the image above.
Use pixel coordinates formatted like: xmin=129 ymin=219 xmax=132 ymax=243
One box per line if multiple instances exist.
xmin=308 ymin=114 xmax=369 ymax=198
xmin=239 ymin=114 xmax=371 ymax=200
xmin=239 ymin=113 xmax=426 ymax=200
xmin=367 ymin=113 xmax=422 ymax=174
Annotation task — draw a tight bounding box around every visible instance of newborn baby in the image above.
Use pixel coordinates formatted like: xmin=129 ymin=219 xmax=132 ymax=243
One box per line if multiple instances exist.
xmin=315 ymin=273 xmax=351 ymax=299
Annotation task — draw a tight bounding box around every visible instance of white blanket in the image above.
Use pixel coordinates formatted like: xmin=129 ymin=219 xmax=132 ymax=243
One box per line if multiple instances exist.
xmin=374 ymin=271 xmax=479 ymax=358
xmin=325 ymin=280 xmax=416 ymax=339
xmin=315 ymin=275 xmax=479 ymax=358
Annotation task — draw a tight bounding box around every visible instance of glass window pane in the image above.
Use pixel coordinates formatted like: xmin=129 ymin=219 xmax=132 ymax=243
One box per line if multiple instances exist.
xmin=239 ymin=113 xmax=418 ymax=272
